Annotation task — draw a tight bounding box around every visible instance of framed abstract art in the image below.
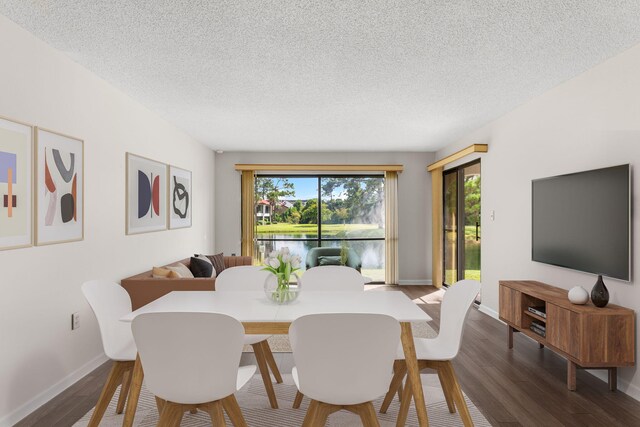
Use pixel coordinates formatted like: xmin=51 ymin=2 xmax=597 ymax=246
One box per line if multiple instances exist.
xmin=168 ymin=165 xmax=192 ymax=229
xmin=126 ymin=153 xmax=167 ymax=234
xmin=0 ymin=116 xmax=32 ymax=250
xmin=35 ymin=128 xmax=84 ymax=245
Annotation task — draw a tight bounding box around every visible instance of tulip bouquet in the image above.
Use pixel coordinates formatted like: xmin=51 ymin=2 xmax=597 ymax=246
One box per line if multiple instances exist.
xmin=262 ymin=247 xmax=302 ymax=304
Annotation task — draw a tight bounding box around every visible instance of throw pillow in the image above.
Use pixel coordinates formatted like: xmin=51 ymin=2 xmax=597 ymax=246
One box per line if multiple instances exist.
xmin=152 ymin=266 xmax=172 ymax=278
xmin=318 ymin=255 xmax=342 ymax=266
xmin=190 ymin=256 xmax=214 ymax=278
xmin=193 ymin=254 xmax=217 ymax=278
xmin=166 ymin=262 xmax=194 ymax=278
xmin=206 ymin=253 xmax=226 ymax=275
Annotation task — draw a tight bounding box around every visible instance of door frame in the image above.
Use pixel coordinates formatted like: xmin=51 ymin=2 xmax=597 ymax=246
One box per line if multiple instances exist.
xmin=442 ymin=159 xmax=481 ymax=287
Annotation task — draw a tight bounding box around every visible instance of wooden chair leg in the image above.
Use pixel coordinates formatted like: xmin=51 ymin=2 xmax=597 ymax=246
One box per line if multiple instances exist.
xmin=221 ymin=395 xmax=248 ymax=427
xmin=396 ymin=375 xmax=413 ymax=427
xmin=252 ymin=342 xmax=279 ymax=409
xmin=116 ymin=367 xmax=133 ymax=414
xmin=123 ymin=355 xmax=144 ymax=427
xmin=302 ymin=399 xmax=320 ymax=427
xmin=354 ymin=402 xmax=381 ymax=427
xmin=440 ymin=361 xmax=473 ymax=427
xmin=203 ymin=401 xmax=226 ymax=426
xmin=293 ymin=391 xmax=304 ymax=409
xmin=437 ymin=367 xmax=456 ymax=414
xmin=313 ymin=402 xmax=338 ymax=427
xmin=88 ymin=361 xmax=130 ymax=427
xmin=261 ymin=341 xmax=283 ymax=383
xmin=157 ymin=401 xmax=184 ymax=427
xmin=380 ymin=360 xmax=407 ymax=413
xmin=155 ymin=396 xmax=166 ymax=415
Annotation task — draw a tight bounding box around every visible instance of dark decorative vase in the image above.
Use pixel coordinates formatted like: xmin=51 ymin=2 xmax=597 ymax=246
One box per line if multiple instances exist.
xmin=591 ymin=275 xmax=609 ymax=308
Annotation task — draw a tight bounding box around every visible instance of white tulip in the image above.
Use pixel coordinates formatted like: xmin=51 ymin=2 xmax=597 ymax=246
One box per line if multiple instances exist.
xmin=291 ymin=258 xmax=301 ymax=269
xmin=269 ymin=258 xmax=281 ymax=269
xmin=281 ymin=247 xmax=290 ymax=255
xmin=269 ymin=251 xmax=277 ymax=259
xmin=282 ymin=254 xmax=291 ymax=263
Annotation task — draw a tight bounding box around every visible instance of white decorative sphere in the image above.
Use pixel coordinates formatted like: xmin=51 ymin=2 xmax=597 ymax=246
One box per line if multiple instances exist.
xmin=568 ymin=286 xmax=589 ymax=305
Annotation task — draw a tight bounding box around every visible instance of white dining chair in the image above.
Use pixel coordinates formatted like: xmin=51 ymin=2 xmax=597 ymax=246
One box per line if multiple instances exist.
xmin=290 ymin=313 xmax=400 ymax=427
xmin=132 ymin=312 xmax=255 ymax=426
xmin=300 ymin=265 xmax=365 ymax=292
xmin=291 ymin=265 xmax=366 ymax=409
xmin=215 ymin=265 xmax=283 ymax=409
xmin=380 ymin=279 xmax=481 ymax=427
xmin=81 ymin=280 xmax=137 ymax=426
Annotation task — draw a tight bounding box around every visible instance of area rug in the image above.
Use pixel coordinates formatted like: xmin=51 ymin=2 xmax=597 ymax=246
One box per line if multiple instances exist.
xmin=244 ymin=322 xmax=438 ymax=352
xmin=75 ymin=373 xmax=491 ymax=426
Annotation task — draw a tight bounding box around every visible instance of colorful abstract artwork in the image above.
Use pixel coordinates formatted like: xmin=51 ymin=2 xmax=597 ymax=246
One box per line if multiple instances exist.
xmin=36 ymin=128 xmax=83 ymax=245
xmin=126 ymin=153 xmax=167 ymax=234
xmin=169 ymin=165 xmax=192 ymax=229
xmin=0 ymin=117 xmax=32 ymax=250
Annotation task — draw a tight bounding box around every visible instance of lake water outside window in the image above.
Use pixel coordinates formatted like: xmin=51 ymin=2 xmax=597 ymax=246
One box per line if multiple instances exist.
xmin=255 ymin=175 xmax=385 ymax=282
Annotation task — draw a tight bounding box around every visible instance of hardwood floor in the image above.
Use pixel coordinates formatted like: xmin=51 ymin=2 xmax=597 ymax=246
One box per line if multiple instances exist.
xmin=14 ymin=285 xmax=640 ymax=427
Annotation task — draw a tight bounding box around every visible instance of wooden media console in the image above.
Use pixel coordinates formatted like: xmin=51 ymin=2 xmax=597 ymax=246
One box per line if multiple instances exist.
xmin=499 ymin=280 xmax=635 ymax=391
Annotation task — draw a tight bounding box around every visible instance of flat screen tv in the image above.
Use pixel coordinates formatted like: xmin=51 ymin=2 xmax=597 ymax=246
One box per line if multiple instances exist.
xmin=532 ymin=164 xmax=631 ymax=281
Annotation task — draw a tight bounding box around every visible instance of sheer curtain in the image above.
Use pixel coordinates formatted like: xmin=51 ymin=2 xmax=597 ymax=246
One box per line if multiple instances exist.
xmin=384 ymin=171 xmax=399 ymax=285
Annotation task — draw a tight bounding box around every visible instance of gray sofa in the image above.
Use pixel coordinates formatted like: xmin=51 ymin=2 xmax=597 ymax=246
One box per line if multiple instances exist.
xmin=305 ymin=247 xmax=362 ymax=272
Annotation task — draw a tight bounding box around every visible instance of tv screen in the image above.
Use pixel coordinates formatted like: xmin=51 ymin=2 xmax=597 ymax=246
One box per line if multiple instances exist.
xmin=532 ymin=164 xmax=630 ymax=281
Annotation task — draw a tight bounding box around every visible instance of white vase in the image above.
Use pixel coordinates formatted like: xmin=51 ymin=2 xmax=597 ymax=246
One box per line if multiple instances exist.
xmin=568 ymin=286 xmax=589 ymax=305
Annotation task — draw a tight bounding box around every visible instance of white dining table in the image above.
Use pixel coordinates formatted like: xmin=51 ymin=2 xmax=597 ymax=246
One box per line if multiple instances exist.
xmin=119 ymin=290 xmax=432 ymax=427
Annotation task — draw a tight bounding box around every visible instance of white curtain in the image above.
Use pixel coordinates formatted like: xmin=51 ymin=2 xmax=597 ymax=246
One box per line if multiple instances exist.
xmin=384 ymin=171 xmax=399 ymax=285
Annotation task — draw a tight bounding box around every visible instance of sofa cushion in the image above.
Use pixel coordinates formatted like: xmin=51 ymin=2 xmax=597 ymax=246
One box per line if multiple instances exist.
xmin=166 ymin=262 xmax=194 ymax=278
xmin=207 ymin=253 xmax=226 ymax=275
xmin=152 ymin=266 xmax=172 ymax=278
xmin=318 ymin=255 xmax=342 ymax=266
xmin=190 ymin=256 xmax=214 ymax=278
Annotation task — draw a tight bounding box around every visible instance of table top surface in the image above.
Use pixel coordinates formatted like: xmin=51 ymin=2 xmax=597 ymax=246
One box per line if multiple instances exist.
xmin=120 ymin=290 xmax=431 ymax=323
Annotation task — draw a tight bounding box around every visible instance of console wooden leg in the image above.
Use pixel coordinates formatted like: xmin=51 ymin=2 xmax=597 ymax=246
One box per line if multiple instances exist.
xmin=609 ymin=368 xmax=617 ymax=391
xmin=508 ymin=325 xmax=514 ymax=349
xmin=567 ymin=360 xmax=577 ymax=391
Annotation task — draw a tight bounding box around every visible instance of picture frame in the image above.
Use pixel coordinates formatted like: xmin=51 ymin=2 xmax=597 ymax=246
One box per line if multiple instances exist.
xmin=168 ymin=165 xmax=192 ymax=229
xmin=126 ymin=153 xmax=167 ymax=234
xmin=0 ymin=116 xmax=33 ymax=250
xmin=35 ymin=128 xmax=84 ymax=245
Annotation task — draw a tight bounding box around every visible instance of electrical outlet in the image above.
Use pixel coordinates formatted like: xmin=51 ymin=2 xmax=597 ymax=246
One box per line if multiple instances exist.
xmin=71 ymin=312 xmax=80 ymax=330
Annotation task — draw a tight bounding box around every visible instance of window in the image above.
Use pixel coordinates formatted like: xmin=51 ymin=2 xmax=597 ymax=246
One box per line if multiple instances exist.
xmin=255 ymin=175 xmax=385 ymax=282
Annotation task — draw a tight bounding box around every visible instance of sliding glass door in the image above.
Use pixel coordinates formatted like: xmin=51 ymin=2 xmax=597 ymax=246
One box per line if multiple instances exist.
xmin=255 ymin=175 xmax=385 ymax=282
xmin=443 ymin=160 xmax=481 ymax=287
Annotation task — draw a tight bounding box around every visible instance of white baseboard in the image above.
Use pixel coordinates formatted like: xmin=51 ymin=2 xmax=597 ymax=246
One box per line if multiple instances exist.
xmin=587 ymin=370 xmax=640 ymax=402
xmin=477 ymin=303 xmax=501 ymax=321
xmin=398 ymin=279 xmax=433 ymax=285
xmin=476 ymin=304 xmax=639 ymax=403
xmin=0 ymin=353 xmax=109 ymax=427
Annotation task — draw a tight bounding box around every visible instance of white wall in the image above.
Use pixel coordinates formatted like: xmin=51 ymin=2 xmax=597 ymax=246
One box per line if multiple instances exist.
xmin=0 ymin=15 xmax=215 ymax=426
xmin=214 ymin=151 xmax=434 ymax=283
xmin=437 ymin=43 xmax=640 ymax=399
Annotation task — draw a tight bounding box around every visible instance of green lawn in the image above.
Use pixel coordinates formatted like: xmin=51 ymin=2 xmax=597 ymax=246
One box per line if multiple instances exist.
xmin=257 ymin=223 xmax=383 ymax=238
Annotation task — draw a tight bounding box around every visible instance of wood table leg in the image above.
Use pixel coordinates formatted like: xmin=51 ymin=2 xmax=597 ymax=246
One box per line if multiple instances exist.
xmin=609 ymin=368 xmax=617 ymax=391
xmin=507 ymin=325 xmax=514 ymax=349
xmin=400 ymin=322 xmax=429 ymax=427
xmin=123 ymin=354 xmax=144 ymax=427
xmin=567 ymin=360 xmax=576 ymax=391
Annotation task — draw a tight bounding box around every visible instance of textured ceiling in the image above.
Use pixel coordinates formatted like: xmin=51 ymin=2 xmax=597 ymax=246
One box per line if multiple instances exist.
xmin=1 ymin=1 xmax=640 ymax=152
